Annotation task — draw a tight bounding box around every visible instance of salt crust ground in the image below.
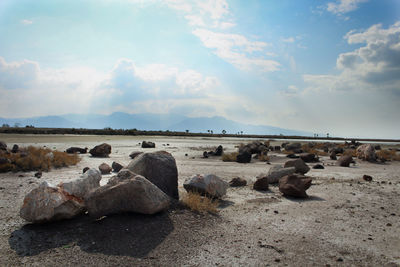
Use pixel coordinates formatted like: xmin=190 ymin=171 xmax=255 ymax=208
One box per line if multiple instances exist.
xmin=0 ymin=134 xmax=399 ymax=266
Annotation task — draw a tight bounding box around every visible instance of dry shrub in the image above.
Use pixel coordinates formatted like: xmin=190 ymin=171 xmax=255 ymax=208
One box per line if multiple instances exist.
xmin=0 ymin=146 xmax=80 ymax=172
xmin=258 ymin=154 xmax=270 ymax=162
xmin=181 ymin=192 xmax=218 ymax=213
xmin=222 ymin=152 xmax=238 ymax=162
xmin=343 ymin=149 xmax=356 ymax=157
xmin=376 ymin=149 xmax=400 ymax=161
xmin=300 ymin=144 xmax=328 ymax=156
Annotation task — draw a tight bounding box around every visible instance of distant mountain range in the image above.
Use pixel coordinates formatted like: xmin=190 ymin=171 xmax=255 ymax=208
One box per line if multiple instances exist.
xmin=0 ymin=112 xmax=313 ymax=136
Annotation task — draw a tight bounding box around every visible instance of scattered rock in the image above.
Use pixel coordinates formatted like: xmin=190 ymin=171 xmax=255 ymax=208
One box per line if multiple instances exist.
xmin=330 ymin=151 xmax=337 ymax=160
xmin=300 ymin=153 xmax=318 ymax=163
xmin=214 ymin=145 xmax=223 ymax=156
xmin=337 ymin=155 xmax=353 ymax=167
xmin=363 ymin=175 xmax=373 ymax=182
xmin=274 ymin=146 xmax=281 ymax=151
xmin=229 ymin=177 xmax=247 ymax=187
xmin=98 ymin=163 xmax=112 ymax=174
xmin=284 ymin=159 xmax=310 ymax=174
xmin=356 ymin=144 xmax=376 ymax=162
xmin=82 ymin=167 xmax=90 ymax=173
xmin=313 ymin=164 xmax=324 ymax=169
xmin=286 ymin=153 xmax=299 ymax=159
xmin=254 ymin=166 xmax=296 ymax=190
xmin=285 ymin=143 xmax=301 ymax=151
xmin=203 ymin=151 xmax=209 ymax=158
xmin=279 ymin=174 xmax=312 ymax=198
xmin=374 ymin=145 xmax=381 ymax=150
xmin=127 ymin=151 xmax=179 ymax=199
xmin=142 ymin=141 xmax=155 ymax=148
xmin=59 ymin=168 xmax=102 ymax=199
xmin=34 ymin=171 xmax=42 ymax=178
xmin=236 ymin=150 xmax=251 ymax=163
xmin=20 ymin=181 xmax=85 ymax=223
xmin=89 ymin=143 xmax=111 ymax=157
xmin=11 ymin=144 xmax=19 ymax=153
xmin=66 ymin=147 xmax=88 ymax=154
xmin=111 ymin=161 xmax=124 ymax=172
xmin=0 ymin=141 xmax=6 ymax=151
xmin=85 ymin=174 xmax=170 ymax=218
xmin=183 ymin=174 xmax=228 ymax=198
xmin=129 ymin=151 xmax=143 ymax=159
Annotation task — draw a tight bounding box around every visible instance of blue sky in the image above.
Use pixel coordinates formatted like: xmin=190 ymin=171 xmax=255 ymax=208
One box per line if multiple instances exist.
xmin=0 ymin=0 xmax=399 ymax=138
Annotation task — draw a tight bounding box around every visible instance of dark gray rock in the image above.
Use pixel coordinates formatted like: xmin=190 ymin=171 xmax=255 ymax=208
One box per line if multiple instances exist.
xmin=337 ymin=155 xmax=353 ymax=167
xmin=89 ymin=143 xmax=111 ymax=157
xmin=99 ymin=163 xmax=112 ymax=174
xmin=284 ymin=159 xmax=310 ymax=174
xmin=183 ymin=174 xmax=228 ymax=198
xmin=127 ymin=151 xmax=179 ymax=199
xmin=85 ymin=174 xmax=170 ymax=218
xmin=112 ymin=161 xmax=124 ymax=172
xmin=142 ymin=141 xmax=155 ymax=148
xmin=129 ymin=151 xmax=143 ymax=159
xmin=236 ymin=150 xmax=251 ymax=163
xmin=229 ymin=177 xmax=247 ymax=187
xmin=279 ymin=174 xmax=312 ymax=198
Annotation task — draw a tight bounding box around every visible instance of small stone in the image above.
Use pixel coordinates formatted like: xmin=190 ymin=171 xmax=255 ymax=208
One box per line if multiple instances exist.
xmin=386 ymin=223 xmax=392 ymax=227
xmin=363 ymin=175 xmax=373 ymax=182
xmin=34 ymin=171 xmax=42 ymax=178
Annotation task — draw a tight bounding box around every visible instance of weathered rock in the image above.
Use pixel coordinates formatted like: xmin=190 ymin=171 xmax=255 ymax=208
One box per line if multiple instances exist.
xmin=229 ymin=177 xmax=247 ymax=187
xmin=330 ymin=151 xmax=337 ymax=160
xmin=286 ymin=153 xmax=299 ymax=159
xmin=85 ymin=174 xmax=170 ymax=218
xmin=142 ymin=141 xmax=155 ymax=148
xmin=99 ymin=163 xmax=112 ymax=174
xmin=127 ymin=151 xmax=179 ymax=199
xmin=20 ymin=181 xmax=85 ymax=223
xmin=363 ymin=175 xmax=373 ymax=182
xmin=279 ymin=174 xmax=312 ymax=198
xmin=337 ymin=155 xmax=353 ymax=167
xmin=300 ymin=153 xmax=318 ymax=163
xmin=59 ymin=168 xmax=102 ymax=199
xmin=330 ymin=147 xmax=344 ymax=154
xmin=107 ymin=169 xmax=137 ymax=186
xmin=356 ymin=144 xmax=376 ymax=162
xmin=129 ymin=151 xmax=143 ymax=159
xmin=183 ymin=174 xmax=228 ymax=198
xmin=0 ymin=141 xmax=6 ymax=151
xmin=112 ymin=161 xmax=124 ymax=172
xmin=285 ymin=143 xmax=301 ymax=151
xmin=214 ymin=145 xmax=223 ymax=156
xmin=313 ymin=164 xmax=324 ymax=169
xmin=262 ymin=165 xmax=296 ymax=184
xmin=66 ymin=147 xmax=88 ymax=154
xmin=89 ymin=143 xmax=111 ymax=157
xmin=34 ymin=171 xmax=42 ymax=178
xmin=236 ymin=150 xmax=251 ymax=163
xmin=11 ymin=144 xmax=19 ymax=153
xmin=82 ymin=167 xmax=90 ymax=173
xmin=284 ymin=159 xmax=310 ymax=174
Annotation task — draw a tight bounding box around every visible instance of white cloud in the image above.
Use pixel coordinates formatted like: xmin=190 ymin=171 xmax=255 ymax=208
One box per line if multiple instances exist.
xmin=282 ymin=37 xmax=295 ymax=43
xmin=0 ymin=57 xmax=220 ymax=117
xmin=326 ymin=0 xmax=367 ymax=15
xmin=20 ymin=19 xmax=33 ymax=25
xmin=304 ymin=22 xmax=400 ymax=93
xmin=193 ymin=28 xmax=280 ymax=72
xmin=184 ymin=15 xmax=206 ymax=27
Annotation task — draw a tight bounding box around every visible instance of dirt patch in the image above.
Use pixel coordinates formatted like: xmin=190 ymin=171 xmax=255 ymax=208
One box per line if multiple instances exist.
xmin=0 ymin=134 xmax=399 ymax=266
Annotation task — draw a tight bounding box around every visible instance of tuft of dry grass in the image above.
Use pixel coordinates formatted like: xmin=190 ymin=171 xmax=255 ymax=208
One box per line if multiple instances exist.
xmin=300 ymin=144 xmax=328 ymax=156
xmin=0 ymin=146 xmax=80 ymax=172
xmin=258 ymin=153 xmax=270 ymax=162
xmin=222 ymin=152 xmax=238 ymax=162
xmin=343 ymin=149 xmax=357 ymax=157
xmin=376 ymin=149 xmax=400 ymax=161
xmin=181 ymin=192 xmax=219 ymax=213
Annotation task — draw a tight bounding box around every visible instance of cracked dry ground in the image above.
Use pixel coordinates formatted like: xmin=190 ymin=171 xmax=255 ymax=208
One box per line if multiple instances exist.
xmin=0 ymin=136 xmax=399 ymax=266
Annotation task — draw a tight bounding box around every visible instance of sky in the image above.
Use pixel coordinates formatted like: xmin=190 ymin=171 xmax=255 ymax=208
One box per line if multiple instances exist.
xmin=0 ymin=0 xmax=399 ymax=138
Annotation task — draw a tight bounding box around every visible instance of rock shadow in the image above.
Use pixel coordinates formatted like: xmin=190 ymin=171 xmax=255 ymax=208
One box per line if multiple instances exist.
xmin=218 ymin=199 xmax=234 ymax=209
xmin=284 ymin=195 xmax=326 ymax=203
xmin=9 ymin=211 xmax=173 ymax=258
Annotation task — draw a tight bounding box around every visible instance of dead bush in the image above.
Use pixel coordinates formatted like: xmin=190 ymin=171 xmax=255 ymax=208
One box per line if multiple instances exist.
xmin=222 ymin=152 xmax=238 ymax=162
xmin=181 ymin=192 xmax=218 ymax=213
xmin=376 ymin=149 xmax=400 ymax=161
xmin=0 ymin=146 xmax=80 ymax=172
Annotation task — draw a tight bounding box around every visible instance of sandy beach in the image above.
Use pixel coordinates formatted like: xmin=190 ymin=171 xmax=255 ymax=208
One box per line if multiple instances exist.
xmin=0 ymin=134 xmax=399 ymax=266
